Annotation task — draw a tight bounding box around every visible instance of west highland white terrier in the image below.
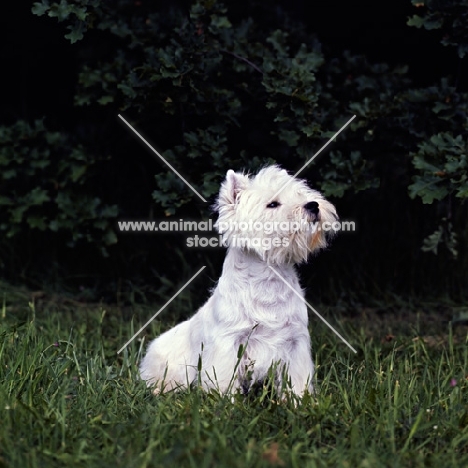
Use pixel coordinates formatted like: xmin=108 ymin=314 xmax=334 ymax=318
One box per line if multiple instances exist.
xmin=139 ymin=165 xmax=338 ymax=396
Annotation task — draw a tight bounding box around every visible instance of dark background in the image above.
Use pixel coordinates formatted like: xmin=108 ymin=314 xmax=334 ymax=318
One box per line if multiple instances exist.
xmin=3 ymin=1 xmax=459 ymax=127
xmin=0 ymin=0 xmax=466 ymax=307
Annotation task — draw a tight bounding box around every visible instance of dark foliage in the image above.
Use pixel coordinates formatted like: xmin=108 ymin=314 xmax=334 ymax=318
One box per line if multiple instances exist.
xmin=0 ymin=0 xmax=466 ymax=301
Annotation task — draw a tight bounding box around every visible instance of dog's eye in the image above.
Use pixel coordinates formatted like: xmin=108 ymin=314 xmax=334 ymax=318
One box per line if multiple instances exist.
xmin=266 ymin=201 xmax=280 ymax=208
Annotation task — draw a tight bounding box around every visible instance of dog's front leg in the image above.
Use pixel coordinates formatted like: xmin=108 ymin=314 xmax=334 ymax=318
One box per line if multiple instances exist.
xmin=284 ymin=338 xmax=315 ymax=396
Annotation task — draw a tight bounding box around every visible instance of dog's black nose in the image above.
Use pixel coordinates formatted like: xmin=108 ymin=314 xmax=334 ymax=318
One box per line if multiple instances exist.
xmin=304 ymin=201 xmax=319 ymax=215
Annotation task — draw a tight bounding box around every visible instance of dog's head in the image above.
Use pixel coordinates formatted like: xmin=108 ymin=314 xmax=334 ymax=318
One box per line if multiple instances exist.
xmin=214 ymin=165 xmax=338 ymax=264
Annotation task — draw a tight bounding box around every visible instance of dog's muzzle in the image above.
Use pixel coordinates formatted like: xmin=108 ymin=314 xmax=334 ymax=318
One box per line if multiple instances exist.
xmin=304 ymin=201 xmax=320 ymax=220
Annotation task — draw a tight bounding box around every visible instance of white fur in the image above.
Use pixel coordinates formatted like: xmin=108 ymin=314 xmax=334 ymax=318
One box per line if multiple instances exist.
xmin=139 ymin=165 xmax=337 ymax=396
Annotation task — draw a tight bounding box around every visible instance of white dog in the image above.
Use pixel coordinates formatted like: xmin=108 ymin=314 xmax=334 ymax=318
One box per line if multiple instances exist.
xmin=139 ymin=165 xmax=337 ymax=396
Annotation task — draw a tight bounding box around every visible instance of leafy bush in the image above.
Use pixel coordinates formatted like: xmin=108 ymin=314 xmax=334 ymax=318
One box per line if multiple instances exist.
xmin=408 ymin=0 xmax=468 ymax=58
xmin=406 ymin=0 xmax=468 ymax=258
xmin=0 ymin=119 xmax=118 ymax=254
xmin=2 ymin=0 xmax=463 ymax=297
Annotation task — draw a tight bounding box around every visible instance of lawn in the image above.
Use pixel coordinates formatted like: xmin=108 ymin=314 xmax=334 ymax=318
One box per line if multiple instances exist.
xmin=1 ymin=292 xmax=468 ymax=467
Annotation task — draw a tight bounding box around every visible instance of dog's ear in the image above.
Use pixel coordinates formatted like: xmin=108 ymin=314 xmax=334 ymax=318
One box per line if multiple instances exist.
xmin=217 ymin=170 xmax=250 ymax=208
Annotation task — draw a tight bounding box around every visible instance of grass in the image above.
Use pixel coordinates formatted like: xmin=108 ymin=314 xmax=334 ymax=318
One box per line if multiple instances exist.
xmin=1 ymin=293 xmax=468 ymax=467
